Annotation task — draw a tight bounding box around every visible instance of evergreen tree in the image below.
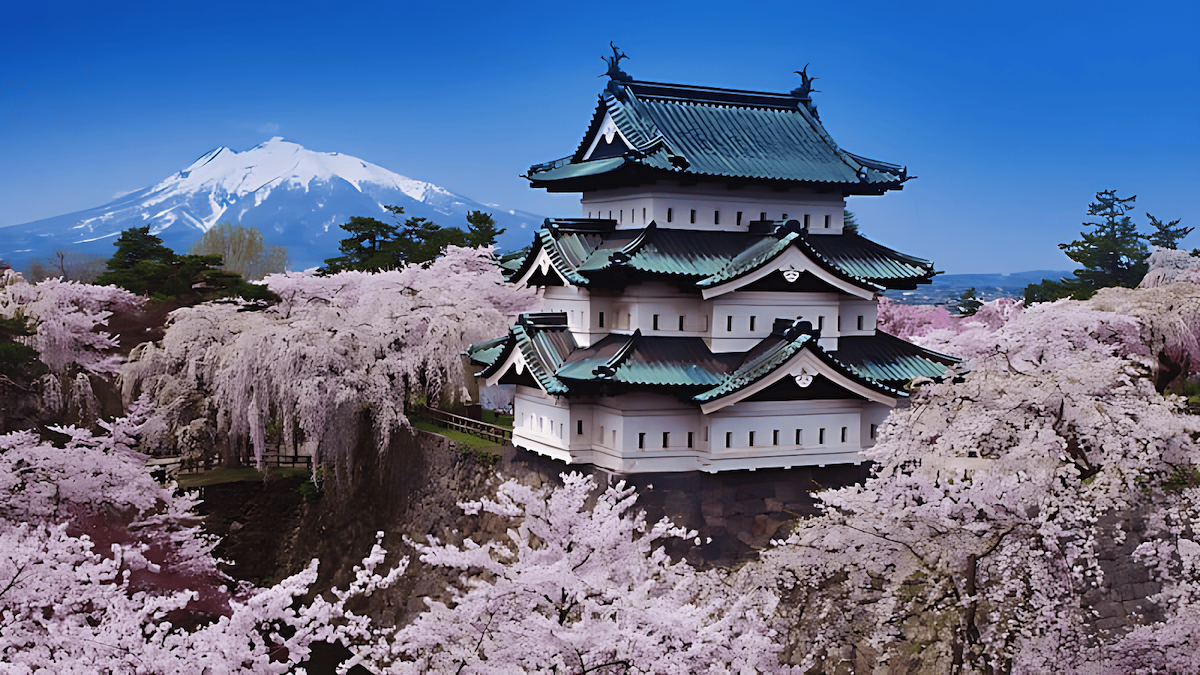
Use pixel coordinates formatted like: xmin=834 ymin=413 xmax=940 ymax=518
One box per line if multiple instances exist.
xmin=103 ymin=226 xmax=175 ymax=271
xmin=956 ymin=287 xmax=983 ymax=316
xmin=1057 ymin=190 xmax=1148 ymax=298
xmin=320 ymin=213 xmax=404 ymax=274
xmin=465 ymin=210 xmax=505 ymax=248
xmin=843 ymin=209 xmax=859 ymax=233
xmin=1147 ymin=213 xmax=1192 ymax=250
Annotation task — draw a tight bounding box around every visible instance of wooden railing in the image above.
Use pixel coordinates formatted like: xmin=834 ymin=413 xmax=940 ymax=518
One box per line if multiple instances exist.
xmin=413 ymin=405 xmax=512 ymax=445
xmin=152 ymin=452 xmax=312 ymax=476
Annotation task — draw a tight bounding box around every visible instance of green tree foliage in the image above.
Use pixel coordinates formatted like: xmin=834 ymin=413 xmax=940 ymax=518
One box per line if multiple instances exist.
xmin=1023 ymin=190 xmax=1181 ymax=303
xmin=96 ymin=227 xmax=277 ymax=303
xmin=843 ymin=209 xmax=859 ymax=233
xmin=322 ymin=206 xmax=502 ymax=273
xmin=1147 ymin=214 xmax=1193 ymax=250
xmin=956 ymin=287 xmax=983 ymax=316
xmin=465 ymin=210 xmax=505 ymax=248
xmin=0 ymin=313 xmax=44 ymax=385
xmin=187 ymin=223 xmax=288 ymax=280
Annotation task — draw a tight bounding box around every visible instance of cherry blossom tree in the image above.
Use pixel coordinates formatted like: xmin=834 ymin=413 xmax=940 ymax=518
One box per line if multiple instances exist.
xmin=752 ymin=286 xmax=1200 ymax=673
xmin=121 ymin=245 xmax=539 ymax=468
xmin=342 ymin=472 xmax=781 ymax=674
xmin=0 ymin=395 xmax=407 ymax=673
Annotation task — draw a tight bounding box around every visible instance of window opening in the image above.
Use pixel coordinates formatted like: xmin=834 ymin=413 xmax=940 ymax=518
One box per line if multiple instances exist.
xmin=818 ymin=316 xmax=824 ymax=331
xmin=749 ymin=316 xmax=756 ymax=331
xmin=837 ymin=316 xmax=842 ymax=331
xmin=643 ymin=207 xmax=646 ymax=222
xmin=725 ymin=431 xmax=732 ymax=448
xmin=714 ymin=210 xmax=720 ymax=225
xmin=598 ymin=311 xmax=605 ymax=328
xmin=737 ymin=211 xmax=743 ymax=226
xmin=678 ymin=315 xmax=685 ymax=331
xmin=577 ymin=420 xmax=583 ymax=436
xmin=662 ymin=432 xmax=669 ymax=448
xmin=819 ymin=428 xmax=826 ymax=444
xmin=760 ymin=211 xmax=767 ymax=220
xmin=841 ymin=427 xmax=847 ymax=443
xmin=690 ymin=209 xmax=696 ymax=224
xmin=795 ymin=429 xmax=802 ymax=445
xmin=638 ymin=433 xmax=645 ymax=449
xmin=653 ymin=314 xmax=660 ymax=330
xmin=704 ymin=426 xmax=709 ymax=442
xmin=748 ymin=431 xmax=756 ymax=446
xmin=870 ymin=424 xmax=877 ymax=439
xmin=804 ymin=214 xmax=810 ymax=228
xmin=773 ymin=430 xmax=780 ymax=445
xmin=726 ymin=315 xmax=733 ymax=332
xmin=782 ymin=213 xmax=788 ymax=220
xmin=667 ymin=208 xmax=673 ymax=223
xmin=857 ymin=315 xmax=864 ymax=331
xmin=687 ymin=432 xmax=694 ymax=448
xmin=824 ymin=214 xmax=831 ymax=228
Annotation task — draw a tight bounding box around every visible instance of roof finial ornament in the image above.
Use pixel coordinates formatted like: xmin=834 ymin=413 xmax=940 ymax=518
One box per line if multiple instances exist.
xmin=601 ymin=42 xmax=631 ymax=82
xmin=791 ymin=64 xmax=821 ymax=119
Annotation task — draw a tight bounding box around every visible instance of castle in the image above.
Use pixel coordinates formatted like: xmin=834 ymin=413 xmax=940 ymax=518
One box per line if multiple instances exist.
xmin=469 ymin=52 xmax=954 ymax=474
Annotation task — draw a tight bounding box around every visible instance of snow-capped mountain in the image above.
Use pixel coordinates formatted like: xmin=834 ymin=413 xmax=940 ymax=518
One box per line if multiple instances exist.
xmin=0 ymin=138 xmax=543 ymax=272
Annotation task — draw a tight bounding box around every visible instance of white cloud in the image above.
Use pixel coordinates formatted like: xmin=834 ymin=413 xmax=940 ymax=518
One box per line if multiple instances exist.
xmin=259 ymin=122 xmax=281 ymax=134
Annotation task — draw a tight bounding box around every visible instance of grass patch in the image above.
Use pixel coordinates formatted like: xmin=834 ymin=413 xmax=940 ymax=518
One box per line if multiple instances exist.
xmin=176 ymin=465 xmax=309 ymax=489
xmin=411 ymin=418 xmax=504 ymax=448
xmin=481 ymin=410 xmax=514 ymax=429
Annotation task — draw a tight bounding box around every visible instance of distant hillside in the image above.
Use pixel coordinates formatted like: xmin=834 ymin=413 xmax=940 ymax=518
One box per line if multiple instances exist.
xmin=0 ymin=138 xmax=543 ymax=272
xmin=887 ymin=270 xmax=1076 ymax=305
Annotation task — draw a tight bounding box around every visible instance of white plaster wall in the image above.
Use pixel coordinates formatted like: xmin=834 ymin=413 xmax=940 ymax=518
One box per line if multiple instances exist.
xmin=860 ymin=401 xmax=893 ymax=448
xmin=839 ymin=299 xmax=878 ymax=335
xmin=512 ymin=387 xmax=572 ymax=455
xmin=706 ymin=399 xmax=865 ymax=468
xmin=710 ymin=292 xmax=842 ymax=352
xmin=580 ymin=183 xmax=845 ymax=234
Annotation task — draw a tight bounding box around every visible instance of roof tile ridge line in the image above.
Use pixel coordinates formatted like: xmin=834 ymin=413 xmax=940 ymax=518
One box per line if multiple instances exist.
xmin=605 ymin=328 xmax=642 ymax=371
xmin=539 ymin=225 xmax=588 ymax=284
xmin=794 ymin=230 xmax=885 ymax=292
xmin=694 ymin=333 xmax=812 ymax=401
xmin=620 ymin=220 xmax=657 ymax=256
xmin=571 ymin=93 xmax=616 ymax=163
xmin=792 ymin=102 xmax=862 ymax=173
xmin=628 ymin=79 xmax=803 ymax=100
xmin=516 ymin=323 xmax=568 ymax=393
xmin=697 ymin=231 xmax=799 ymax=287
xmin=612 ymin=87 xmax=679 ymax=159
xmin=872 ymin=328 xmax=963 ymax=364
xmin=810 ymin=337 xmax=901 ymax=395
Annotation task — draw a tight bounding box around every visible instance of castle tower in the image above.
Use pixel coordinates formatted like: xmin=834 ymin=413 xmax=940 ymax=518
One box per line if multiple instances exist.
xmin=470 ymin=55 xmax=955 ymax=474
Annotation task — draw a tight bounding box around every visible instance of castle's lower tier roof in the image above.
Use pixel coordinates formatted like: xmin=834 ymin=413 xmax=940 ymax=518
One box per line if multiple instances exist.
xmin=506 ymin=219 xmax=936 ymax=292
xmin=526 ymin=80 xmax=908 ymax=194
xmin=468 ymin=313 xmax=958 ymax=404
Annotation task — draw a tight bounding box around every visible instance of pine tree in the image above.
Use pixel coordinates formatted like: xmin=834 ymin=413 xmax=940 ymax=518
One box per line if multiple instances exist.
xmin=1058 ymin=190 xmax=1148 ymax=298
xmin=1147 ymin=213 xmax=1192 ymax=250
xmin=465 ymin=210 xmax=505 ymax=248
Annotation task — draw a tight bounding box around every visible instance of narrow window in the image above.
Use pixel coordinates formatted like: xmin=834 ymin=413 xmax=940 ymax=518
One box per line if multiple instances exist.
xmin=588 ymin=211 xmax=592 ymax=218
xmin=608 ymin=210 xmax=612 ymax=219
xmin=818 ymin=316 xmax=825 ymax=331
xmin=773 ymin=430 xmax=780 ymax=445
xmin=690 ymin=209 xmax=696 ymax=224
xmin=804 ymin=214 xmax=811 ymax=228
xmin=638 ymin=432 xmax=645 ymax=449
xmin=687 ymin=431 xmax=694 ymax=448
xmin=577 ymin=420 xmax=583 ymax=436
xmin=795 ymin=429 xmax=802 ymax=445
xmin=819 ymin=428 xmax=826 ymax=444
xmin=841 ymin=427 xmax=848 ymax=443
xmin=598 ymin=311 xmax=605 ymax=328
xmin=857 ymin=315 xmax=864 ymax=331
xmin=627 ymin=313 xmax=631 ymax=328
xmin=825 ymin=214 xmax=831 ymax=228
xmin=704 ymin=315 xmax=709 ymax=331
xmin=726 ymin=315 xmax=733 ymax=332
xmin=539 ymin=417 xmax=544 ymax=431
xmin=704 ymin=426 xmax=709 ymax=441
xmin=837 ymin=315 xmax=842 ymax=331
xmin=667 ymin=208 xmax=673 ymax=223
xmin=643 ymin=207 xmax=646 ymax=222
xmin=782 ymin=213 xmax=788 ymax=220
xmin=653 ymin=314 xmax=660 ymax=330
xmin=870 ymin=424 xmax=877 ymax=440
xmin=599 ymin=424 xmax=605 ymax=442
xmin=737 ymin=211 xmax=743 ymax=226
xmin=749 ymin=431 xmax=756 ymax=446
xmin=713 ymin=210 xmax=720 ymax=225
xmin=760 ymin=211 xmax=767 ymax=220
xmin=620 ymin=209 xmax=623 ymax=223
xmin=662 ymin=432 xmax=669 ymax=448
xmin=678 ymin=315 xmax=685 ymax=331
xmin=749 ymin=316 xmax=756 ymax=331
xmin=559 ymin=423 xmax=564 ymax=439
xmin=612 ymin=430 xmax=616 ymax=446
xmin=725 ymin=431 xmax=732 ymax=448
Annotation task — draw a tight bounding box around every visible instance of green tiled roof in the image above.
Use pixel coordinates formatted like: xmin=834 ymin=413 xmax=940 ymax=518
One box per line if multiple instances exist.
xmin=505 ymin=220 xmax=935 ymax=291
xmin=475 ymin=314 xmax=952 ymax=402
xmin=465 ymin=335 xmax=507 ymax=368
xmin=835 ymin=331 xmax=959 ymax=387
xmin=528 ymin=80 xmax=908 ymax=193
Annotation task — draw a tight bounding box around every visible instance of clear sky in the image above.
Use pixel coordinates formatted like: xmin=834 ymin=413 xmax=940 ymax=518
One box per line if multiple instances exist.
xmin=2 ymin=0 xmax=1197 ymax=274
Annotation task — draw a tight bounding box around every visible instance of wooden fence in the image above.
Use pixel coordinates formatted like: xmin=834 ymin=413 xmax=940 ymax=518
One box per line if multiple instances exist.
xmin=150 ymin=452 xmax=312 ymax=477
xmin=413 ymin=405 xmax=512 ymax=445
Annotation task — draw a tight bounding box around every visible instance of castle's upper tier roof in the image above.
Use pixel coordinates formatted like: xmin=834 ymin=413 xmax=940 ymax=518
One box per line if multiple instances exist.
xmin=504 ymin=219 xmax=937 ymax=292
xmin=526 ymin=79 xmax=909 ymax=194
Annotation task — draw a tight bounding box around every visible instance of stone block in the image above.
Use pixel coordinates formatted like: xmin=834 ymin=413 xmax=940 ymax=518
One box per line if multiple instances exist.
xmin=1132 ymin=582 xmax=1160 ymax=599
xmin=701 ymin=500 xmax=724 ymax=518
xmin=1096 ymin=617 xmax=1128 ymax=631
xmin=765 ymin=497 xmax=784 ymax=513
xmin=1094 ymin=601 xmax=1124 ymax=618
xmin=1122 ymin=600 xmax=1147 ymax=615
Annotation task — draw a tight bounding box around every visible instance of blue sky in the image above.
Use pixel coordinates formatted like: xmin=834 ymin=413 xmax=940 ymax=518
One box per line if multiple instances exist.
xmin=2 ymin=0 xmax=1197 ymax=274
